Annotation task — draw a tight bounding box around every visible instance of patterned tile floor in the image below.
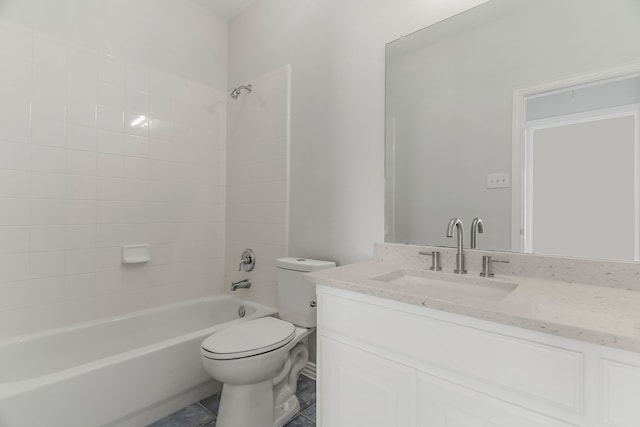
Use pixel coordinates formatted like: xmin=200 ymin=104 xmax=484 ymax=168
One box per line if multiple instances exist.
xmin=147 ymin=375 xmax=316 ymax=427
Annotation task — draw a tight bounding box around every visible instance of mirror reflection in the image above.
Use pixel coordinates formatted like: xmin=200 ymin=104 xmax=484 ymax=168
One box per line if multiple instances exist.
xmin=385 ymin=0 xmax=640 ymax=261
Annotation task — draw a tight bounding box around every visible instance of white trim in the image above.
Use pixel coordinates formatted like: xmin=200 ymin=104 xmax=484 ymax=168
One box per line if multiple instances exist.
xmin=512 ymin=62 xmax=640 ymax=254
xmin=301 ymin=361 xmax=316 ymax=381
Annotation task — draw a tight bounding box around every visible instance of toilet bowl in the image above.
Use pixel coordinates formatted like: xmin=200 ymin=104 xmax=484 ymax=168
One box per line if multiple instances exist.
xmin=200 ymin=257 xmax=335 ymax=427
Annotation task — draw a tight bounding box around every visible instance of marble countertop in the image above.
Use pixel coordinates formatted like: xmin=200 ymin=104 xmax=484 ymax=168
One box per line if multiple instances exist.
xmin=306 ymin=260 xmax=640 ymax=353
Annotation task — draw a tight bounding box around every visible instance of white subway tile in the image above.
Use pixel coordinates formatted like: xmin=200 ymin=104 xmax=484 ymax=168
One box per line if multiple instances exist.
xmin=67 ymin=45 xmax=98 ymax=78
xmin=0 ymin=84 xmax=31 ymax=116
xmin=124 ymin=156 xmax=147 ymax=180
xmin=98 ymin=82 xmax=125 ymax=109
xmin=0 ymin=113 xmax=30 ymax=143
xmin=97 ymin=177 xmax=124 ymax=201
xmin=0 ymin=58 xmax=31 ymax=89
xmin=95 ymin=269 xmax=123 ymax=295
xmin=149 ymin=117 xmax=172 ymax=140
xmin=126 ymin=89 xmax=149 ymax=115
xmin=124 ymin=134 xmax=149 ymax=158
xmin=0 ymin=199 xmax=29 ymax=226
xmin=126 ymin=62 xmax=149 ymax=93
xmin=125 ymin=112 xmax=149 ymax=137
xmin=0 ymin=280 xmax=29 ymax=311
xmin=0 ymin=253 xmax=29 ymax=283
xmin=97 ymin=105 xmax=124 ymax=132
xmin=67 ymin=175 xmax=96 ymax=200
xmin=31 ymin=199 xmax=65 ymax=225
xmin=29 ymin=302 xmax=68 ymax=331
xmin=123 ymin=179 xmax=148 ymax=201
xmin=65 ymin=274 xmax=96 ymax=298
xmin=66 ymin=149 xmax=97 ymax=176
xmin=65 ymin=200 xmax=96 ymax=225
xmin=98 ymin=53 xmax=125 ymax=87
xmin=0 ymin=21 xmax=32 ymax=61
xmin=65 ymin=249 xmax=95 ymax=275
xmin=29 ymin=277 xmax=66 ymax=307
xmin=29 ymin=251 xmax=65 ymax=279
xmin=97 ymin=153 xmax=124 ymax=177
xmin=0 ymin=141 xmax=30 ymax=170
xmin=30 ymin=225 xmax=65 ymax=252
xmin=95 ymin=247 xmax=121 ymax=272
xmin=67 ymin=125 xmax=97 ymax=151
xmin=31 ymin=172 xmax=66 ymax=199
xmin=33 ymin=32 xmax=66 ymax=70
xmin=97 ymin=129 xmax=124 ymax=154
xmin=32 ymin=145 xmax=66 ymax=173
xmin=65 ymin=225 xmax=96 ymax=249
xmin=122 ymin=264 xmax=149 ymax=289
xmin=31 ymin=119 xmax=66 ymax=148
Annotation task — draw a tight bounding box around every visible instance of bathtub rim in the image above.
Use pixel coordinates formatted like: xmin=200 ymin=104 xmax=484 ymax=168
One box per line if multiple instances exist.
xmin=0 ymin=295 xmax=277 ymax=397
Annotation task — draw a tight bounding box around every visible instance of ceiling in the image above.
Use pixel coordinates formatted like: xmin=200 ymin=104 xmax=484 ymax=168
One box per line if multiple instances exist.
xmin=193 ymin=0 xmax=258 ymax=19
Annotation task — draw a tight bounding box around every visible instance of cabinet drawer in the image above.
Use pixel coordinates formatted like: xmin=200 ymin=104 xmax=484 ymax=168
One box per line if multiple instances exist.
xmin=320 ymin=293 xmax=584 ymax=414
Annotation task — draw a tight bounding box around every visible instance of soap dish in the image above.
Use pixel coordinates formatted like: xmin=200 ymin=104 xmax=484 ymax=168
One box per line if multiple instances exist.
xmin=122 ymin=244 xmax=151 ymax=264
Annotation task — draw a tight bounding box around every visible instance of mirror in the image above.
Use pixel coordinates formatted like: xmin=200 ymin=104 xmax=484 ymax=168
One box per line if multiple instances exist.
xmin=385 ymin=0 xmax=640 ymax=260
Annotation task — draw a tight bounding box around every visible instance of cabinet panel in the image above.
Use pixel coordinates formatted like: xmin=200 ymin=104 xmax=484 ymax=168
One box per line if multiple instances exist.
xmin=320 ymin=337 xmax=415 ymax=427
xmin=417 ymin=372 xmax=577 ymax=427
xmin=602 ymin=359 xmax=640 ymax=427
xmin=321 ymin=293 xmax=583 ymax=413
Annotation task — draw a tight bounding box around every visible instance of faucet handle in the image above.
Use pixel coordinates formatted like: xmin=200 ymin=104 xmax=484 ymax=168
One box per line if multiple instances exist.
xmin=419 ymin=251 xmax=442 ymax=271
xmin=480 ymin=255 xmax=509 ymax=277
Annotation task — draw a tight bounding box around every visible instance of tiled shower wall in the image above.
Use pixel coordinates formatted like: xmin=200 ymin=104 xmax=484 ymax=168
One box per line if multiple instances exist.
xmin=0 ymin=12 xmax=227 ymax=338
xmin=224 ymin=65 xmax=290 ymax=308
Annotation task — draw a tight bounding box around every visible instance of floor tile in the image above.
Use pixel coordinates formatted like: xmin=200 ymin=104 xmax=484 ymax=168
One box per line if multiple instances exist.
xmin=199 ymin=392 xmax=221 ymax=415
xmin=296 ymin=375 xmax=316 ymax=411
xmin=146 ymin=403 xmax=214 ymax=427
xmin=285 ymin=413 xmax=315 ymax=427
xmin=301 ymin=403 xmax=315 ymax=420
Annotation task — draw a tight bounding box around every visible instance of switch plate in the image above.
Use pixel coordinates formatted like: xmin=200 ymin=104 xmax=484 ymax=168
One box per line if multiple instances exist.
xmin=487 ymin=172 xmax=510 ymax=189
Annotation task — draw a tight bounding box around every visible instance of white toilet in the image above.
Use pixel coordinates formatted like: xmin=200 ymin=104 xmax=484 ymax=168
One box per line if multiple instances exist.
xmin=201 ymin=257 xmax=335 ymax=427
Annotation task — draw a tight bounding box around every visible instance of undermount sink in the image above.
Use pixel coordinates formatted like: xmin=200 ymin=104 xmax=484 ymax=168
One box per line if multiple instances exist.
xmin=372 ymin=269 xmax=518 ymax=302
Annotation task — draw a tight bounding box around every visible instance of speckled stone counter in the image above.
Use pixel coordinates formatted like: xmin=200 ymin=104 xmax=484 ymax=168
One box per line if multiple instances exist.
xmin=306 ymin=243 xmax=640 ymax=353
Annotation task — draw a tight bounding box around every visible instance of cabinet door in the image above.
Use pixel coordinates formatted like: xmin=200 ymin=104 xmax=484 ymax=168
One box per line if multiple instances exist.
xmin=417 ymin=372 xmax=576 ymax=427
xmin=320 ymin=337 xmax=415 ymax=427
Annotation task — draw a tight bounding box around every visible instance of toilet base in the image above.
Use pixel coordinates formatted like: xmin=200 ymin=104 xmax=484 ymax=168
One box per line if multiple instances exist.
xmin=274 ymin=394 xmax=300 ymax=427
xmin=215 ymin=380 xmax=274 ymax=427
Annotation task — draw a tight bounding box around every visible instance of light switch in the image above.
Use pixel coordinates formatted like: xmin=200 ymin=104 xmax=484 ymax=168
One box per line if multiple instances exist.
xmin=487 ymin=173 xmax=510 ymax=189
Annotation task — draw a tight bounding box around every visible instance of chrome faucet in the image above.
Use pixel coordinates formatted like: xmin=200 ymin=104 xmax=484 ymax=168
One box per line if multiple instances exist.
xmin=446 ymin=217 xmax=466 ymax=274
xmin=470 ymin=217 xmax=484 ymax=249
xmin=231 ymin=279 xmax=251 ymax=291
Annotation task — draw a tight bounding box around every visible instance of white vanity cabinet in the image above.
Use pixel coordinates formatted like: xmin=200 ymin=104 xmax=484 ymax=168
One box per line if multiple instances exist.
xmin=316 ymin=285 xmax=640 ymax=427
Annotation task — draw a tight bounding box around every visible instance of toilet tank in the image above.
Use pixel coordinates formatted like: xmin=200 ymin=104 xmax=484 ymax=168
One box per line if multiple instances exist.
xmin=276 ymin=257 xmax=336 ymax=327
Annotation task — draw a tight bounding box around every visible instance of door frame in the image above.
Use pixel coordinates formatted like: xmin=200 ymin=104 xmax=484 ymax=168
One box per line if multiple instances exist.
xmin=511 ymin=62 xmax=640 ymax=253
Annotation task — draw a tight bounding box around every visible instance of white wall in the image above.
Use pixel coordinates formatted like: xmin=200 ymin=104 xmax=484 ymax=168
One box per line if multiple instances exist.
xmin=228 ymin=0 xmax=490 ymax=266
xmin=224 ymin=65 xmax=290 ymax=308
xmin=0 ymin=0 xmax=228 ymax=338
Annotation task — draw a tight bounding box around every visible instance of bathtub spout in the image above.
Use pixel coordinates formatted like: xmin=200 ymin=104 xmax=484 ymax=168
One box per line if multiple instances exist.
xmin=231 ymin=279 xmax=251 ymax=291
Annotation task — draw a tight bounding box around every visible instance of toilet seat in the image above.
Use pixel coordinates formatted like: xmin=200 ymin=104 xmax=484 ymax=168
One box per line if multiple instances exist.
xmin=202 ymin=317 xmax=295 ymax=360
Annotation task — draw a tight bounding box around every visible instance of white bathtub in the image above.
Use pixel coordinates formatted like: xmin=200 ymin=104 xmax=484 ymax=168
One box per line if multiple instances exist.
xmin=0 ymin=296 xmax=276 ymax=427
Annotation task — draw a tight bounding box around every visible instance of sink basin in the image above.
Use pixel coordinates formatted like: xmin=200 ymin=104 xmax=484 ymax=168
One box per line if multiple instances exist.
xmin=372 ymin=269 xmax=518 ymax=302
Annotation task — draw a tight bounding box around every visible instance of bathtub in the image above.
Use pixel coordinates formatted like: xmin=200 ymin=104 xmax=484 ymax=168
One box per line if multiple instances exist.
xmin=0 ymin=296 xmax=276 ymax=427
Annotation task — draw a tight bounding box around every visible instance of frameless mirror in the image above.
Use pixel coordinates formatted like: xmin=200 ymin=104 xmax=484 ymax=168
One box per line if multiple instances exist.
xmin=385 ymin=0 xmax=640 ymax=261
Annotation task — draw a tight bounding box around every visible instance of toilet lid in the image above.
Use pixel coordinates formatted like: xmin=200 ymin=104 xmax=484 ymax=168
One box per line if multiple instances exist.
xmin=201 ymin=317 xmax=295 ymax=360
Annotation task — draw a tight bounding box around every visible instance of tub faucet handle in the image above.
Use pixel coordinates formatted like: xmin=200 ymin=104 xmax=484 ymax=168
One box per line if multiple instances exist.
xmin=238 ymin=249 xmax=255 ymax=272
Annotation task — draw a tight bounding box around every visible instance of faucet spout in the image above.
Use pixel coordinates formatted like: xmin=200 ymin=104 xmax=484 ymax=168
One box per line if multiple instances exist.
xmin=446 ymin=218 xmax=467 ymax=274
xmin=470 ymin=217 xmax=484 ymax=249
xmin=231 ymin=279 xmax=251 ymax=291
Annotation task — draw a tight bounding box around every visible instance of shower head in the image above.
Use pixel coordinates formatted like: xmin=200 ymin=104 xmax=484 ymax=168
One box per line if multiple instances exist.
xmin=230 ymin=84 xmax=252 ymax=99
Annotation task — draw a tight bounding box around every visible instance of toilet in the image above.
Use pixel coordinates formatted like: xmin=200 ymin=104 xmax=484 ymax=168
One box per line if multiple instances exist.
xmin=201 ymin=257 xmax=335 ymax=427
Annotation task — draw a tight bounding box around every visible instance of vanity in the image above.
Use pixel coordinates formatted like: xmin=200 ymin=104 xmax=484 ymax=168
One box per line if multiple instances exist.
xmin=308 ymin=243 xmax=640 ymax=427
